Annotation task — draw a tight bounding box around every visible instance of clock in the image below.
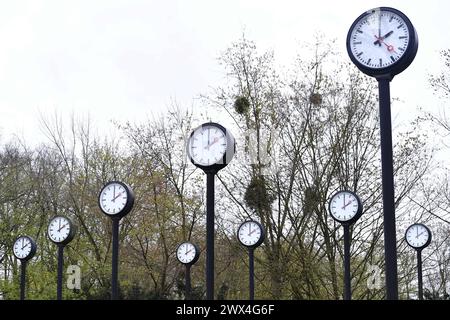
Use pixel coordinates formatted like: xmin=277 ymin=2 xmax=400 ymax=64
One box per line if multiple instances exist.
xmin=47 ymin=216 xmax=77 ymax=245
xmin=405 ymin=223 xmax=431 ymax=250
xmin=347 ymin=7 xmax=418 ymax=78
xmin=13 ymin=236 xmax=37 ymax=261
xmin=186 ymin=122 xmax=236 ymax=173
xmin=237 ymin=220 xmax=265 ymax=248
xmin=98 ymin=181 xmax=135 ymax=219
xmin=176 ymin=242 xmax=200 ymax=265
xmin=328 ymin=191 xmax=363 ymax=225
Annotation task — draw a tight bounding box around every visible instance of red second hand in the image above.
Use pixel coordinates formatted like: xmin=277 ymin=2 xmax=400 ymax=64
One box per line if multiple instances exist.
xmin=374 ymin=35 xmax=397 ymax=53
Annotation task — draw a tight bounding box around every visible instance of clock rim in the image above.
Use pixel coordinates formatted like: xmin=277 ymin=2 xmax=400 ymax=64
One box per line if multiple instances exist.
xmin=98 ymin=180 xmax=135 ymax=219
xmin=47 ymin=215 xmax=77 ymax=246
xmin=237 ymin=220 xmax=265 ymax=249
xmin=404 ymin=223 xmax=432 ymax=250
xmin=328 ymin=190 xmax=363 ymax=225
xmin=176 ymin=241 xmax=201 ymax=265
xmin=186 ymin=122 xmax=236 ymax=173
xmin=13 ymin=235 xmax=37 ymax=261
xmin=346 ymin=6 xmax=418 ymax=78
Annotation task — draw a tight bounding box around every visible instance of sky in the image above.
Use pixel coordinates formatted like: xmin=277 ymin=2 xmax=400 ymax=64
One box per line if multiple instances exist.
xmin=1 ymin=0 xmax=450 ymax=145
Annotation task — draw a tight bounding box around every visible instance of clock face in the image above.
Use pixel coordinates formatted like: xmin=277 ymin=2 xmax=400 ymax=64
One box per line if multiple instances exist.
xmin=48 ymin=216 xmax=73 ymax=244
xmin=13 ymin=236 xmax=35 ymax=260
xmin=188 ymin=125 xmax=227 ymax=167
xmin=405 ymin=224 xmax=431 ymax=249
xmin=347 ymin=7 xmax=418 ymax=77
xmin=237 ymin=221 xmax=264 ymax=248
xmin=176 ymin=242 xmax=199 ymax=265
xmin=329 ymin=191 xmax=362 ymax=224
xmin=99 ymin=182 xmax=129 ymax=216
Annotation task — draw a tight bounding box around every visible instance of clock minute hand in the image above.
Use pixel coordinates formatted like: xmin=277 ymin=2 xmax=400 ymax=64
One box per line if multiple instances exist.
xmin=373 ymin=30 xmax=394 ymax=45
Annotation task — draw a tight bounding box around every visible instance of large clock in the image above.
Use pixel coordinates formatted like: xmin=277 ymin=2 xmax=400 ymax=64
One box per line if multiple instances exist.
xmin=186 ymin=122 xmax=236 ymax=173
xmin=346 ymin=7 xmax=418 ymax=78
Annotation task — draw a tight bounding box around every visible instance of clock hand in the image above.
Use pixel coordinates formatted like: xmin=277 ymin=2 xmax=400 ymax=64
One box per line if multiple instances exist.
xmin=373 ymin=35 xmax=397 ymax=53
xmin=21 ymin=243 xmax=29 ymax=250
xmin=204 ymin=137 xmax=220 ymax=150
xmin=373 ymin=30 xmax=394 ymax=45
xmin=249 ymin=229 xmax=257 ymax=236
xmin=185 ymin=249 xmax=193 ymax=255
xmin=416 ymin=231 xmax=425 ymax=238
xmin=112 ymin=192 xmax=123 ymax=202
xmin=377 ymin=13 xmax=382 ymax=46
xmin=341 ymin=200 xmax=353 ymax=210
xmin=58 ymin=224 xmax=67 ymax=232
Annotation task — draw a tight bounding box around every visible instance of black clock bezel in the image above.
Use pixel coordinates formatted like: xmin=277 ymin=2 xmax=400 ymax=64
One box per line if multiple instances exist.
xmin=13 ymin=235 xmax=37 ymax=262
xmin=328 ymin=190 xmax=364 ymax=225
xmin=176 ymin=242 xmax=201 ymax=265
xmin=98 ymin=181 xmax=135 ymax=220
xmin=186 ymin=122 xmax=236 ymax=174
xmin=405 ymin=223 xmax=432 ymax=251
xmin=47 ymin=216 xmax=77 ymax=246
xmin=237 ymin=220 xmax=265 ymax=249
xmin=346 ymin=7 xmax=418 ymax=79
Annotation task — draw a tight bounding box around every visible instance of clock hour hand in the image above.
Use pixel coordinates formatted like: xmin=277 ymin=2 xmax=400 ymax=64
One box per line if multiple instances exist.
xmin=374 ymin=30 xmax=394 ymax=45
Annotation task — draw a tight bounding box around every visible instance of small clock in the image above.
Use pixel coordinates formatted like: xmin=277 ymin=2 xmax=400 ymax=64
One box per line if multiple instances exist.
xmin=187 ymin=122 xmax=236 ymax=173
xmin=346 ymin=7 xmax=418 ymax=78
xmin=176 ymin=242 xmax=200 ymax=265
xmin=98 ymin=181 xmax=135 ymax=219
xmin=328 ymin=191 xmax=363 ymax=225
xmin=13 ymin=236 xmax=37 ymax=261
xmin=405 ymin=223 xmax=431 ymax=250
xmin=47 ymin=216 xmax=77 ymax=246
xmin=237 ymin=220 xmax=265 ymax=249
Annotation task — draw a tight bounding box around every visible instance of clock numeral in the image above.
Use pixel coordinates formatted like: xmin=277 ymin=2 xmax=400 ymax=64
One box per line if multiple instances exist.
xmin=353 ymin=41 xmax=362 ymax=45
xmin=397 ymin=24 xmax=404 ymax=29
xmin=389 ymin=16 xmax=394 ymax=23
xmin=390 ymin=56 xmax=396 ymax=63
xmin=356 ymin=29 xmax=363 ymax=34
xmin=399 ymin=36 xmax=407 ymax=39
xmin=367 ymin=58 xmax=372 ymax=65
xmin=379 ymin=58 xmax=383 ymax=67
xmin=398 ymin=47 xmax=405 ymax=51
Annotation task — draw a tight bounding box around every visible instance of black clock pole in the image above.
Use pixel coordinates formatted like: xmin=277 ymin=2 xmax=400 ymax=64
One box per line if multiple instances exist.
xmin=248 ymin=248 xmax=255 ymax=300
xmin=185 ymin=264 xmax=192 ymax=300
xmin=206 ymin=172 xmax=215 ymax=300
xmin=377 ymin=76 xmax=399 ymax=300
xmin=111 ymin=218 xmax=120 ymax=300
xmin=343 ymin=224 xmax=351 ymax=300
xmin=417 ymin=249 xmax=423 ymax=300
xmin=20 ymin=261 xmax=27 ymax=300
xmin=57 ymin=245 xmax=64 ymax=300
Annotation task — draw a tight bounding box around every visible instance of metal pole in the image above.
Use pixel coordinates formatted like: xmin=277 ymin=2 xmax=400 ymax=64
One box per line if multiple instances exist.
xmin=417 ymin=250 xmax=423 ymax=300
xmin=249 ymin=248 xmax=255 ymax=300
xmin=20 ymin=261 xmax=26 ymax=300
xmin=185 ymin=264 xmax=191 ymax=300
xmin=57 ymin=245 xmax=64 ymax=300
xmin=377 ymin=77 xmax=399 ymax=300
xmin=111 ymin=218 xmax=120 ymax=300
xmin=206 ymin=172 xmax=215 ymax=300
xmin=343 ymin=224 xmax=351 ymax=300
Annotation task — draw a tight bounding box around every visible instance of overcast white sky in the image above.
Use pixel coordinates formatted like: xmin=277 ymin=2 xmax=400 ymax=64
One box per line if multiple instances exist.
xmin=1 ymin=0 xmax=449 ymax=145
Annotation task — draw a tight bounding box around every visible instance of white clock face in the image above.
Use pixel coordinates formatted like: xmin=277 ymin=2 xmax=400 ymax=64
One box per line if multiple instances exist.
xmin=329 ymin=191 xmax=361 ymax=222
xmin=48 ymin=217 xmax=71 ymax=243
xmin=238 ymin=221 xmax=263 ymax=247
xmin=13 ymin=237 xmax=33 ymax=260
xmin=177 ymin=242 xmax=197 ymax=264
xmin=349 ymin=9 xmax=409 ymax=69
xmin=405 ymin=224 xmax=430 ymax=248
xmin=99 ymin=182 xmax=128 ymax=215
xmin=188 ymin=125 xmax=227 ymax=167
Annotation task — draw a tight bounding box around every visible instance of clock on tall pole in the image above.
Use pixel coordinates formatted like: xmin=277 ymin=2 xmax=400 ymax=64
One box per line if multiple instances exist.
xmin=176 ymin=242 xmax=201 ymax=300
xmin=12 ymin=235 xmax=37 ymax=300
xmin=237 ymin=220 xmax=265 ymax=300
xmin=98 ymin=180 xmax=135 ymax=300
xmin=47 ymin=216 xmax=77 ymax=300
xmin=187 ymin=122 xmax=236 ymax=300
xmin=328 ymin=190 xmax=363 ymax=300
xmin=346 ymin=7 xmax=418 ymax=300
xmin=405 ymin=223 xmax=431 ymax=300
